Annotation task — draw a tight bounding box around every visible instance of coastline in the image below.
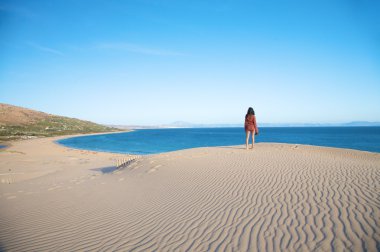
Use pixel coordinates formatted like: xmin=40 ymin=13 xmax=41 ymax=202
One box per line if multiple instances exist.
xmin=0 ymin=131 xmax=134 ymax=183
xmin=56 ymin=127 xmax=380 ymax=154
xmin=0 ymin=135 xmax=379 ymax=251
xmin=53 ymin=130 xmax=133 ymax=154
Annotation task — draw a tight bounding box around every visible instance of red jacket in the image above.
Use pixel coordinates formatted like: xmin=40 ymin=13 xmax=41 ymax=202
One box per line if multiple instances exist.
xmin=244 ymin=114 xmax=258 ymax=133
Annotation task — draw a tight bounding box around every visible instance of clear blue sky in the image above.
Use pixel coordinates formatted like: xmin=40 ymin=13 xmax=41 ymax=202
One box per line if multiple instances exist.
xmin=1 ymin=0 xmax=379 ymax=125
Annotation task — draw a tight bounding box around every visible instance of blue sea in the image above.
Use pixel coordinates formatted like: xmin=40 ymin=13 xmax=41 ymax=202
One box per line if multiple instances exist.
xmin=57 ymin=127 xmax=380 ymax=154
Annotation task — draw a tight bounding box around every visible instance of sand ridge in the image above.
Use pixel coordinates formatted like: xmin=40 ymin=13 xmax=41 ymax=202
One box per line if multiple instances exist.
xmin=0 ymin=138 xmax=379 ymax=251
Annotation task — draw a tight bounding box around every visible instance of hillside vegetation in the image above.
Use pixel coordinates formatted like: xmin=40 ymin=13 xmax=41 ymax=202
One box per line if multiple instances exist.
xmin=0 ymin=103 xmax=121 ymax=141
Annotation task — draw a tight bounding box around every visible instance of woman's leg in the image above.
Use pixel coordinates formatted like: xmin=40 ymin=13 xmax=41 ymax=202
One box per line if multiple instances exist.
xmin=251 ymin=130 xmax=255 ymax=148
xmin=245 ymin=130 xmax=251 ymax=150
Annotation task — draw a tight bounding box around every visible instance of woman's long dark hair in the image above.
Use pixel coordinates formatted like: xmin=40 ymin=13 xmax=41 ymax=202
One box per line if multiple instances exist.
xmin=246 ymin=107 xmax=255 ymax=116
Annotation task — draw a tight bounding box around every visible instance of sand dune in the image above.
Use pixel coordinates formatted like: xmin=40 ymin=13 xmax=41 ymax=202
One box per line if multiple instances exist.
xmin=0 ymin=137 xmax=379 ymax=251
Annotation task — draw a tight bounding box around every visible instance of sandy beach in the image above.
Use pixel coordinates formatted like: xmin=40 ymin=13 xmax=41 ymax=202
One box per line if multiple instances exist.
xmin=0 ymin=136 xmax=379 ymax=251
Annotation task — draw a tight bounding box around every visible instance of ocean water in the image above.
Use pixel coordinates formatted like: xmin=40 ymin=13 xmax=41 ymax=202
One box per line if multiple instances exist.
xmin=57 ymin=127 xmax=380 ymax=154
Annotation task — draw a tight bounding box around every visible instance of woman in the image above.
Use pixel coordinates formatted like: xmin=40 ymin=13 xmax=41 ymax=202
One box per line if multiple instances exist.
xmin=244 ymin=107 xmax=259 ymax=150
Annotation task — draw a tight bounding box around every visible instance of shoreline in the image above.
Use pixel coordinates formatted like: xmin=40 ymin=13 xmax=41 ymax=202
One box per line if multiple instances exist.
xmin=0 ymin=131 xmax=134 ymax=183
xmin=0 ymin=131 xmax=378 ymax=183
xmin=0 ymin=129 xmax=129 ymax=147
xmin=56 ymin=129 xmax=380 ymax=155
xmin=2 ymin=129 xmax=379 ymax=163
xmin=53 ymin=130 xmax=133 ymax=154
xmin=1 ymin=126 xmax=379 ymax=155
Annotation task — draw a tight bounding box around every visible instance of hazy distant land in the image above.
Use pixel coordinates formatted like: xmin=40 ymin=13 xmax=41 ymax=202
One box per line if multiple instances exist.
xmin=109 ymin=120 xmax=380 ymax=129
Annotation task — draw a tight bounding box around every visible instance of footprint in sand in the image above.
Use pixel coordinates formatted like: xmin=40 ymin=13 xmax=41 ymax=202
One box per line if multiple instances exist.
xmin=132 ymin=165 xmax=141 ymax=170
xmin=48 ymin=186 xmax=61 ymax=191
xmin=148 ymin=165 xmax=162 ymax=173
xmin=7 ymin=196 xmax=16 ymax=200
xmin=1 ymin=179 xmax=10 ymax=184
xmin=90 ymin=173 xmax=100 ymax=179
xmin=118 ymin=178 xmax=125 ymax=182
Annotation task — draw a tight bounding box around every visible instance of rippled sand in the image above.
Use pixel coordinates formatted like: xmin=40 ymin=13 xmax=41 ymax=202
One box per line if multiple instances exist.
xmin=0 ymin=137 xmax=379 ymax=251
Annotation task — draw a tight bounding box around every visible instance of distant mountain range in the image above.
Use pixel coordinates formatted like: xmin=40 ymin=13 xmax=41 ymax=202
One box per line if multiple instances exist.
xmin=109 ymin=121 xmax=380 ymax=129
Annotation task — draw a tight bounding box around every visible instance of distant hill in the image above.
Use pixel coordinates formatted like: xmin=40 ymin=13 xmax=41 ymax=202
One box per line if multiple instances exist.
xmin=0 ymin=103 xmax=121 ymax=141
xmin=341 ymin=121 xmax=380 ymax=126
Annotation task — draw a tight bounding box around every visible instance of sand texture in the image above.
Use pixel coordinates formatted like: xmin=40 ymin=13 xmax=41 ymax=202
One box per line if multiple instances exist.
xmin=0 ymin=137 xmax=379 ymax=251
